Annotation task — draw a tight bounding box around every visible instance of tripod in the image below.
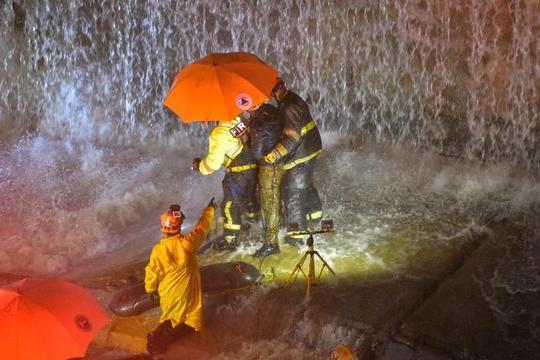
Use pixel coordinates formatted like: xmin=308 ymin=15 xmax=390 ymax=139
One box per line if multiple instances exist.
xmin=286 ymin=229 xmax=336 ymax=300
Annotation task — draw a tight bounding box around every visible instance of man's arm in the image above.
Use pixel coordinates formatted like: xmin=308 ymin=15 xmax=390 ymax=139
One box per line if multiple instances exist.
xmin=264 ymin=104 xmax=306 ymax=163
xmin=181 ymin=206 xmax=215 ymax=253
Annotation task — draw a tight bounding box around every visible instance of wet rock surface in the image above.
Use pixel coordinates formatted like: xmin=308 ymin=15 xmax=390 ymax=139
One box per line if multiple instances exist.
xmin=401 ymin=215 xmax=540 ymax=360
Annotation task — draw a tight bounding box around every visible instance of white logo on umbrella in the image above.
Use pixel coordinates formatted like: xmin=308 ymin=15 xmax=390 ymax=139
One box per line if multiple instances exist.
xmin=235 ymin=93 xmax=253 ymax=111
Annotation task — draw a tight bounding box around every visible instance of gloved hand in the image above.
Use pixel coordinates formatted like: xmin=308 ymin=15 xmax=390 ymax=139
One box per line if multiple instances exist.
xmin=263 ymin=150 xmax=279 ymax=164
xmin=192 ymin=157 xmax=201 ymax=172
xmin=207 ymin=197 xmax=217 ymax=210
xmin=149 ymin=292 xmax=159 ymax=306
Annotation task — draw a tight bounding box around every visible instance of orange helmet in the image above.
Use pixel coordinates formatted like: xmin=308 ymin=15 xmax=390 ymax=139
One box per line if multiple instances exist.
xmin=331 ymin=344 xmax=358 ymax=360
xmin=160 ymin=204 xmax=185 ymax=234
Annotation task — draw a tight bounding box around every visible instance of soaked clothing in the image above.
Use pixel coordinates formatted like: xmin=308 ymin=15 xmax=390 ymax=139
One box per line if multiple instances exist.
xmin=248 ymin=103 xmax=284 ymax=245
xmin=265 ymin=91 xmax=323 ymax=235
xmin=283 ymin=160 xmax=322 ymax=235
xmin=258 ymin=164 xmax=285 ymax=245
xmin=196 ymin=119 xmax=258 ymax=240
xmin=144 ymin=206 xmax=215 ymax=330
xmin=249 ymin=104 xmax=284 ymax=164
xmin=266 ymin=91 xmax=322 ymax=169
xmin=221 ymin=166 xmax=258 ymax=238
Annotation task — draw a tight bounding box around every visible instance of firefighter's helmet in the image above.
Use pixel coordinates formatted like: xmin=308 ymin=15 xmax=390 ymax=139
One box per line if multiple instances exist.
xmin=330 ymin=344 xmax=358 ymax=360
xmin=160 ymin=204 xmax=185 ymax=234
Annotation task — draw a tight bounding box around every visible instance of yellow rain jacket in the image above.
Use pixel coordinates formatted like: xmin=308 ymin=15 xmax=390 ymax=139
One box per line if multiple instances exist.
xmin=198 ymin=119 xmax=244 ymax=175
xmin=144 ymin=206 xmax=215 ymax=330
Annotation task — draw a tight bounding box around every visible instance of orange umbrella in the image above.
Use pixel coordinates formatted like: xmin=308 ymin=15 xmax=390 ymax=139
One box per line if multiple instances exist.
xmin=163 ymin=52 xmax=279 ymax=122
xmin=0 ymin=278 xmax=111 ymax=360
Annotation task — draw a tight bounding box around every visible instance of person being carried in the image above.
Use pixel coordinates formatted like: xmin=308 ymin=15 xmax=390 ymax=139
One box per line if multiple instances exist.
xmin=264 ymin=79 xmax=323 ymax=246
xmin=246 ymin=101 xmax=284 ymax=257
xmin=144 ymin=199 xmax=216 ymax=355
xmin=192 ymin=117 xmax=259 ymax=251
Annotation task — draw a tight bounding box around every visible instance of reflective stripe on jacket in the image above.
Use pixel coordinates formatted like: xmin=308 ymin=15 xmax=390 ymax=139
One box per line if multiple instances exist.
xmin=199 ymin=119 xmax=256 ymax=175
xmin=144 ymin=207 xmax=215 ymax=329
xmin=269 ymin=91 xmax=322 ymax=169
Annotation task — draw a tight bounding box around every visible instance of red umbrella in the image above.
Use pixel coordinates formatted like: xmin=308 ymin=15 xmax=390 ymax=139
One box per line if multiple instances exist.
xmin=0 ymin=278 xmax=111 ymax=360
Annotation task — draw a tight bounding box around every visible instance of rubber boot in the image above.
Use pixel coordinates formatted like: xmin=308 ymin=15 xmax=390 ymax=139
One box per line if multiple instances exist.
xmin=212 ymin=234 xmax=239 ymax=251
xmin=147 ymin=321 xmax=173 ymax=355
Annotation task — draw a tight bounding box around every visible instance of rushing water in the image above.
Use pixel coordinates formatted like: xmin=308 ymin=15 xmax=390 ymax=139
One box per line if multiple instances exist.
xmin=1 ymin=0 xmax=539 ymax=162
xmin=1 ymin=1 xmax=540 ymax=358
xmin=1 ymin=0 xmax=539 ymax=273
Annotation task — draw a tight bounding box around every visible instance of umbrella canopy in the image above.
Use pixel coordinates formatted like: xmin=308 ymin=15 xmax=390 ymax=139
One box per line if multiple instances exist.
xmin=163 ymin=51 xmax=279 ymax=122
xmin=0 ymin=278 xmax=111 ymax=360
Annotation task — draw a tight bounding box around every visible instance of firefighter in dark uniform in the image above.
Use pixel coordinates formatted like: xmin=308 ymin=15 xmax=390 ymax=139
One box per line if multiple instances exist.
xmin=245 ymin=102 xmax=284 ymax=257
xmin=264 ymin=80 xmax=323 ymax=246
xmin=192 ymin=117 xmax=259 ymax=251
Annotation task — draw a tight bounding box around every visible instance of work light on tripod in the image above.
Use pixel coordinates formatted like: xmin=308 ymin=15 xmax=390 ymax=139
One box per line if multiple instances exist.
xmin=286 ymin=219 xmax=336 ymax=300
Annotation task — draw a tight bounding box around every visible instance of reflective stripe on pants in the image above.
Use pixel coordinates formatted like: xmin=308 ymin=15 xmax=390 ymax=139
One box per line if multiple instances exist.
xmin=283 ymin=158 xmax=322 ymax=232
xmin=221 ymin=170 xmax=259 ymax=237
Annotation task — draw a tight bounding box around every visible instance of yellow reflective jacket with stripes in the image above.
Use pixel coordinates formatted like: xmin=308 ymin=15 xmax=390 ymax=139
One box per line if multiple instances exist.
xmin=198 ymin=118 xmax=255 ymax=175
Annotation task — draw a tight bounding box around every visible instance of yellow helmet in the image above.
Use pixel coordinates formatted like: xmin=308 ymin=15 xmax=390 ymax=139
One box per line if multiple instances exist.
xmin=160 ymin=204 xmax=185 ymax=234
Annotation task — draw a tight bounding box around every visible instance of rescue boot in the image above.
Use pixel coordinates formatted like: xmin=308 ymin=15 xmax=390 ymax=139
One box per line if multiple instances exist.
xmin=147 ymin=322 xmax=173 ymax=355
xmin=146 ymin=331 xmax=159 ymax=355
xmin=244 ymin=210 xmax=260 ymax=224
xmin=252 ymin=243 xmax=280 ymax=257
xmin=212 ymin=235 xmax=239 ymax=252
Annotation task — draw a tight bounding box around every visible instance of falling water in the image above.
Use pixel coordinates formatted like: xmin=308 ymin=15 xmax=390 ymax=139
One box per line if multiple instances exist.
xmin=1 ymin=0 xmax=539 ymax=163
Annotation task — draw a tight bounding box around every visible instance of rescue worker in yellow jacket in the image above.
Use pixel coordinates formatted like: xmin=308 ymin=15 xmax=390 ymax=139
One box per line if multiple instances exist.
xmin=264 ymin=79 xmax=323 ymax=246
xmin=192 ymin=118 xmax=259 ymax=251
xmin=144 ymin=200 xmax=215 ymax=355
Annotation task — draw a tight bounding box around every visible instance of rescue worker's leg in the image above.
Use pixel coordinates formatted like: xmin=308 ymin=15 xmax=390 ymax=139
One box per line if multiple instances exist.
xmin=147 ymin=320 xmax=174 ymax=355
xmin=171 ymin=322 xmax=196 ymax=341
xmin=214 ymin=173 xmax=243 ymax=251
xmin=253 ymin=164 xmax=284 ymax=257
xmin=283 ymin=160 xmax=321 ymax=246
xmin=301 ymin=159 xmax=323 ymax=228
xmin=243 ymin=168 xmax=260 ymax=224
xmin=147 ymin=320 xmax=195 ymax=355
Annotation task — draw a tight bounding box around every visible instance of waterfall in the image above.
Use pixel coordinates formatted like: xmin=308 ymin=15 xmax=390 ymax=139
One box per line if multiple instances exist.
xmin=1 ymin=0 xmax=539 ymax=165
